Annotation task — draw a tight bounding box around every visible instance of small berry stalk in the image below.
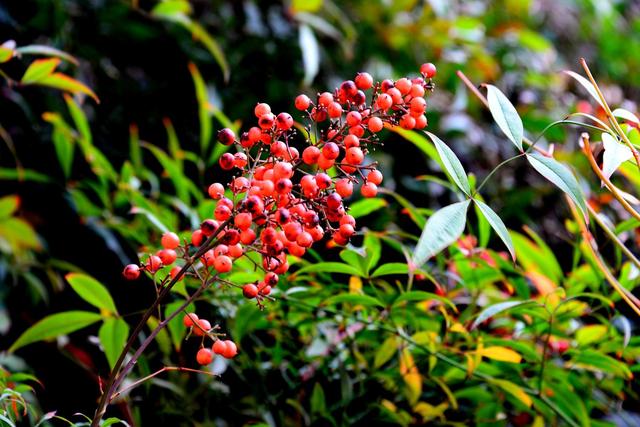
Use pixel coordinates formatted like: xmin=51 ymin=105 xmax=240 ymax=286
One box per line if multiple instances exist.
xmin=92 ymin=63 xmax=436 ymax=426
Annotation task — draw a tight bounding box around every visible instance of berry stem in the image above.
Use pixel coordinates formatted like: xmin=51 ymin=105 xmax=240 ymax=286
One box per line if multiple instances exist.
xmin=91 ymin=219 xmax=231 ymax=427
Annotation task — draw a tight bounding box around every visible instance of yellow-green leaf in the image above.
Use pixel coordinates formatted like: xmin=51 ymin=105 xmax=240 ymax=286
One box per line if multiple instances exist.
xmin=66 ymin=273 xmax=117 ymax=314
xmin=491 ymin=379 xmax=532 ymax=407
xmin=21 ymin=58 xmax=60 ymax=84
xmin=99 ymin=318 xmax=129 ymax=370
xmin=477 ymin=346 xmax=523 ymax=363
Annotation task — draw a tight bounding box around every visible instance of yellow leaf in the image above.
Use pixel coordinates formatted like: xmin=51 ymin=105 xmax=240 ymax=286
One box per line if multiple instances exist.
xmin=465 ymin=353 xmax=477 ymax=378
xmin=477 ymin=346 xmax=523 ymax=363
xmin=413 ymin=402 xmax=448 ymax=422
xmin=491 ymin=379 xmax=532 ymax=407
xmin=526 ymin=271 xmax=559 ymax=305
xmin=349 ymin=275 xmax=362 ymax=293
xmin=450 ymin=322 xmax=468 ymax=334
xmin=400 ymin=348 xmax=422 ymax=405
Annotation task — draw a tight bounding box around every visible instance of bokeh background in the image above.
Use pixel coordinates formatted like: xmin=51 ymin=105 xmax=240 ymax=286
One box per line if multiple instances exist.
xmin=2 ymin=1 xmax=640 ymax=425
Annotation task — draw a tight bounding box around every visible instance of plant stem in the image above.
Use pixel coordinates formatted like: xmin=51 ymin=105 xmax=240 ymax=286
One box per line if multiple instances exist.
xmin=90 ymin=218 xmax=230 ymax=427
xmin=111 ymin=366 xmax=217 ymax=400
xmin=473 ymin=153 xmax=525 ymax=196
xmin=587 ymin=204 xmax=640 ymax=271
xmin=537 ymin=312 xmax=553 ymax=393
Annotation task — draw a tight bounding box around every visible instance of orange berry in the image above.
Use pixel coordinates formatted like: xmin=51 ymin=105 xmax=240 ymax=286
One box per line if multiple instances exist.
xmin=193 ymin=319 xmax=211 ymax=337
xmin=183 ymin=312 xmax=198 ymax=327
xmin=161 ymin=232 xmax=180 ymax=249
xmin=295 ymin=94 xmax=311 ymax=110
xmin=196 ymin=348 xmax=214 ymax=365
xmin=212 ymin=339 xmax=227 ymax=355
xmin=361 ymin=182 xmax=378 ymax=198
xmin=222 ymin=340 xmax=238 ymax=358
xmin=214 ymin=255 xmax=233 ymax=273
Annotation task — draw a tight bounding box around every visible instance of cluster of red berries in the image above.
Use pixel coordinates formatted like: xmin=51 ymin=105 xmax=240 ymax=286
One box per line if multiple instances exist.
xmin=122 ymin=63 xmax=436 ymax=365
xmin=182 ymin=312 xmax=237 ymax=364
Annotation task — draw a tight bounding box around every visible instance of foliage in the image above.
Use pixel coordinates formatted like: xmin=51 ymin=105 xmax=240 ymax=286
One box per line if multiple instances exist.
xmin=2 ymin=1 xmax=640 ymax=426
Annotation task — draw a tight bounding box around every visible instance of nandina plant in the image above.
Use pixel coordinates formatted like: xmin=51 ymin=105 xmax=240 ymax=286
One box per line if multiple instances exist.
xmin=91 ymin=63 xmax=437 ymax=425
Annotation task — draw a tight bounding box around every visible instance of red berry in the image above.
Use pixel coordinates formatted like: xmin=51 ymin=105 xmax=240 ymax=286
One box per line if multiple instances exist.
xmin=161 ymin=232 xmax=181 ymax=249
xmin=346 ymin=111 xmax=362 ymax=127
xmin=212 ymin=339 xmax=227 ymax=355
xmin=295 ymin=94 xmax=311 ymax=110
xmin=214 ymin=255 xmax=232 ymax=273
xmin=361 ymin=182 xmax=378 ymax=197
xmin=217 ymin=128 xmax=235 ymax=145
xmin=318 ymin=92 xmax=333 ymax=107
xmin=191 ymin=229 xmax=204 ymax=246
xmin=157 ymin=249 xmax=177 ymax=265
xmin=258 ymin=113 xmax=275 ymax=130
xmin=420 ymin=62 xmax=436 ymax=78
xmin=219 ymin=153 xmax=235 ymax=170
xmin=183 ymin=312 xmax=198 ymax=327
xmin=376 ymin=93 xmax=392 ymax=110
xmin=254 ymin=103 xmax=271 ymax=118
xmin=146 ymin=255 xmax=162 ymax=273
xmin=322 ymin=142 xmax=340 ymax=160
xmin=355 ymin=72 xmax=373 ymax=90
xmin=368 ymin=116 xmax=383 ymax=133
xmin=335 ymin=178 xmax=354 ymax=198
xmin=222 ymin=340 xmax=238 ymax=358
xmin=243 ymin=283 xmax=258 ymax=298
xmin=196 ymin=348 xmax=214 ymax=365
xmin=170 ymin=266 xmax=182 ymax=280
xmin=399 ymin=114 xmax=416 ymax=130
xmin=276 ymin=112 xmax=293 ymax=130
xmin=367 ymin=170 xmax=383 ymax=185
xmin=123 ymin=264 xmax=140 ymax=280
xmin=193 ymin=319 xmax=211 ymax=336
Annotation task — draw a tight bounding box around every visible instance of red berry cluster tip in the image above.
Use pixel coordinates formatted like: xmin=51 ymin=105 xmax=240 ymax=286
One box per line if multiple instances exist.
xmin=183 ymin=313 xmax=238 ymax=365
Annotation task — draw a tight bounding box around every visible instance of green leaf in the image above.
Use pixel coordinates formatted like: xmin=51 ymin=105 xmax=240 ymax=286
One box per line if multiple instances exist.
xmin=186 ymin=22 xmax=230 ymax=83
xmin=0 ymin=46 xmax=14 ymax=63
xmin=526 ymin=152 xmax=587 ymax=219
xmin=348 ymin=198 xmax=387 ymax=218
xmin=99 ymin=318 xmax=129 ymax=370
xmin=374 ymin=336 xmax=398 ymax=368
xmin=52 ymin=125 xmax=75 ymax=179
xmin=569 ymin=350 xmax=632 ymax=379
xmin=413 ymin=200 xmax=470 ymax=267
xmin=151 ymin=0 xmax=192 ymax=16
xmin=323 ymin=293 xmax=384 ymax=308
xmin=364 ymin=233 xmax=381 ymax=274
xmin=165 ymin=300 xmax=194 ymax=351
xmin=371 ymin=263 xmax=409 ymax=277
xmin=471 ymin=300 xmax=537 ymax=330
xmin=292 ymin=0 xmax=323 ymax=13
xmin=564 ymin=70 xmax=604 ymax=108
xmin=390 ymin=127 xmax=444 ymax=171
xmin=474 ymin=199 xmax=515 ymax=261
xmin=233 ymin=303 xmax=267 ymax=342
xmin=66 ymin=273 xmax=117 ymax=314
xmin=21 ymin=58 xmax=60 ymax=84
xmin=392 ymin=291 xmax=457 ymax=312
xmin=425 ymin=132 xmax=470 ymax=195
xmin=189 ymin=62 xmax=212 ymax=153
xmin=0 ymin=168 xmax=51 ymax=183
xmin=295 ymin=262 xmax=363 ymax=277
xmin=0 ymin=218 xmax=41 ymax=252
xmin=9 ymin=311 xmax=102 ymax=352
xmin=311 ymin=382 xmax=327 ymax=415
xmin=575 ymin=325 xmax=607 ymax=347
xmin=486 ymin=85 xmax=524 ymax=151
xmin=0 ymin=195 xmax=20 ymax=219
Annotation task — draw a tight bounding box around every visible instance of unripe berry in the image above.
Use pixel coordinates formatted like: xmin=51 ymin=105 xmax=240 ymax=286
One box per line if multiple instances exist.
xmin=420 ymin=62 xmax=437 ymax=78
xmin=196 ymin=348 xmax=214 ymax=365
xmin=217 ymin=128 xmax=235 ymax=145
xmin=222 ymin=340 xmax=238 ymax=358
xmin=243 ymin=283 xmax=258 ymax=298
xmin=183 ymin=312 xmax=198 ymax=327
xmin=295 ymin=94 xmax=311 ymax=110
xmin=161 ymin=232 xmax=180 ymax=249
xmin=214 ymin=255 xmax=232 ymax=273
xmin=123 ymin=264 xmax=140 ymax=280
